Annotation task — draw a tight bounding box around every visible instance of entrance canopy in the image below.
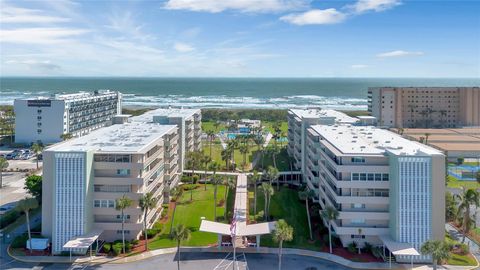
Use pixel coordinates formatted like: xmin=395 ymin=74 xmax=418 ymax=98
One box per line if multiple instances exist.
xmin=379 ymin=235 xmax=420 ymax=256
xmin=63 ymin=229 xmax=103 ymax=249
xmin=199 ymin=220 xmax=275 ymax=236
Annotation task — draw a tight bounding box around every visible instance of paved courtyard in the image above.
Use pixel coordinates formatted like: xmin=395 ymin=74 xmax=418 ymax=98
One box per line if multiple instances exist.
xmin=1 ymin=252 xmax=355 ymax=270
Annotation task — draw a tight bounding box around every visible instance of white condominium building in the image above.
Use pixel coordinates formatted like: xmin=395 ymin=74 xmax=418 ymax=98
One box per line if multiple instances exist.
xmin=287 ymin=109 xmax=358 ymax=176
xmin=14 ymin=90 xmax=122 ymax=144
xmin=131 ymin=108 xmax=202 ymax=173
xmin=42 ymin=122 xmax=179 ymax=254
xmin=305 ymin=125 xmax=445 ymax=262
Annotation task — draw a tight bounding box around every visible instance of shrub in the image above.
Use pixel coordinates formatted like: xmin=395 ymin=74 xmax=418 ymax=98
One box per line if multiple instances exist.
xmin=217 ymin=199 xmax=225 ymax=207
xmin=347 ymin=242 xmax=358 ymax=254
xmin=363 ymin=242 xmax=373 ymax=253
xmin=457 ymin=243 xmax=469 ymax=255
xmin=111 ymin=244 xmax=122 ymax=255
xmin=146 ymin=229 xmax=159 ymax=239
xmin=255 ymin=211 xmax=264 ymax=221
xmin=0 ymin=209 xmax=21 ymax=229
xmin=10 ymin=233 xmax=44 ymax=248
xmin=103 ymin=243 xmax=111 ymax=253
xmin=131 ymin=239 xmax=139 ymax=246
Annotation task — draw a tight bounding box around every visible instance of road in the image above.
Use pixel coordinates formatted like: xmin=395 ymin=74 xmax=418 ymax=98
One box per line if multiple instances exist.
xmin=0 ymin=252 xmax=356 ymax=270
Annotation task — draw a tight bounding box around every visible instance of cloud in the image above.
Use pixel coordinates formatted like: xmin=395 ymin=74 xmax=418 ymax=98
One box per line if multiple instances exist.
xmin=0 ymin=27 xmax=89 ymax=44
xmin=0 ymin=4 xmax=70 ymax=24
xmin=350 ymin=64 xmax=369 ymax=69
xmin=105 ymin=11 xmax=153 ymax=42
xmin=5 ymin=59 xmax=62 ymax=71
xmin=164 ymin=0 xmax=307 ymax=13
xmin=280 ymin=9 xmax=346 ymax=25
xmin=348 ymin=0 xmax=402 ymax=14
xmin=173 ymin=42 xmax=195 ymax=53
xmin=376 ymin=50 xmax=424 ymax=58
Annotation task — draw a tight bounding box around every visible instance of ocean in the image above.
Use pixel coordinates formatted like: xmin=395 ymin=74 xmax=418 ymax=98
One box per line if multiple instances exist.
xmin=1 ymin=77 xmax=479 ymax=110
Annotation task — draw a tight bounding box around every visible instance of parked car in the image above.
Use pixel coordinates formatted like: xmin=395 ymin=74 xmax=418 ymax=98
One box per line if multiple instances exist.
xmin=0 ymin=203 xmax=16 ymax=215
xmin=5 ymin=152 xmax=15 ymax=160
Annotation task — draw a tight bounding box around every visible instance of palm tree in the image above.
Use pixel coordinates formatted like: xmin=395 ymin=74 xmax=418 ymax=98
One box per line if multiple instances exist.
xmin=273 ymin=219 xmax=293 ymax=270
xmin=0 ymin=157 xmax=8 ymax=188
xmin=239 ymin=144 xmax=249 ymax=169
xmin=455 ymin=188 xmax=480 ymax=242
xmin=223 ymin=177 xmax=236 ymax=221
xmin=321 ymin=206 xmax=339 ymax=254
xmin=265 ymin=166 xmax=280 ymax=190
xmin=172 ymin=224 xmax=191 ymax=270
xmin=116 ymin=195 xmax=133 ymax=254
xmin=269 ymin=144 xmax=281 ymax=170
xmin=249 ymin=170 xmax=261 ymax=215
xmin=298 ymin=187 xmax=315 ymax=240
xmin=421 ymin=240 xmax=452 ymax=270
xmin=221 ymin=148 xmax=231 ymax=171
xmin=424 ymin=133 xmax=431 ymax=144
xmin=397 ymin=127 xmax=404 ymax=135
xmin=201 ymin=155 xmax=212 ymax=191
xmin=206 ymin=130 xmax=215 ymax=159
xmin=139 ymin=192 xmax=158 ymax=251
xmin=211 ymin=175 xmax=223 ymax=221
xmin=16 ymin=198 xmax=38 ymax=254
xmin=31 ymin=143 xmax=43 ymax=169
xmin=60 ymin=133 xmax=73 ymax=141
xmin=260 ymin=183 xmax=274 ymax=221
xmin=253 ymin=135 xmax=266 ymax=169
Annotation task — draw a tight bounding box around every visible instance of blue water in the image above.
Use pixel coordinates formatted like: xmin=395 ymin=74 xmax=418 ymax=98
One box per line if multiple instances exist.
xmin=1 ymin=77 xmax=478 ymax=109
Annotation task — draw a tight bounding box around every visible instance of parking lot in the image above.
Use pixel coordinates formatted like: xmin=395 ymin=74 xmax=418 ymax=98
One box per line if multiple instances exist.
xmin=0 ymin=149 xmax=42 ymax=211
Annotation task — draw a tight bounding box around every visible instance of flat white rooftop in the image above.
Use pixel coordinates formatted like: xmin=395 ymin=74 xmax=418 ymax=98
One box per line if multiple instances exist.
xmin=289 ymin=109 xmax=358 ymax=124
xmin=311 ymin=125 xmax=443 ymax=156
xmin=17 ymin=90 xmax=118 ymax=101
xmin=131 ymin=108 xmax=200 ymax=122
xmin=47 ymin=122 xmax=176 ymax=153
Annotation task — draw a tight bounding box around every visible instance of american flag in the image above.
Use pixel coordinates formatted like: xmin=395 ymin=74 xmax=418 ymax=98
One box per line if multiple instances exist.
xmin=230 ymin=214 xmax=237 ymax=239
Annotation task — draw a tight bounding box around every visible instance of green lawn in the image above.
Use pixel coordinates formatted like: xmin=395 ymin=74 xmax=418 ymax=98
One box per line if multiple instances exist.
xmin=446 ymin=175 xmax=480 ymax=189
xmin=447 ymin=253 xmax=477 ymax=266
xmin=203 ymin=141 xmax=257 ymax=171
xmin=263 ymin=121 xmax=288 ymax=134
xmin=250 ymin=187 xmax=321 ymax=250
xmin=148 ymin=184 xmax=227 ymax=249
xmin=202 ymin=121 xmax=227 ymax=133
xmin=258 ymin=147 xmax=291 ymax=171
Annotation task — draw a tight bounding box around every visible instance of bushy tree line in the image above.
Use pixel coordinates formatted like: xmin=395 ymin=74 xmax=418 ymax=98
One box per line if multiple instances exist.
xmin=201 ymin=109 xmax=287 ymax=122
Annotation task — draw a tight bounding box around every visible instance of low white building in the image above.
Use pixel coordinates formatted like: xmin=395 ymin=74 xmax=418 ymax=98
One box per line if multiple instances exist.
xmin=14 ymin=90 xmax=122 ymax=144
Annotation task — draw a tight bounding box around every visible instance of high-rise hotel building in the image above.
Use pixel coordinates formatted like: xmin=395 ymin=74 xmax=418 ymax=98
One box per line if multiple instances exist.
xmin=305 ymin=125 xmax=445 ymax=262
xmin=14 ymin=90 xmax=122 ymax=144
xmin=42 ymin=122 xmax=179 ymax=254
xmin=131 ymin=108 xmax=202 ymax=174
xmin=287 ymin=109 xmax=358 ymax=176
xmin=368 ymin=87 xmax=480 ymax=128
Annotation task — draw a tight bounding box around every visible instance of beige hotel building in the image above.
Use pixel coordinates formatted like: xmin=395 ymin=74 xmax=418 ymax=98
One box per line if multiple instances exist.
xmin=368 ymin=87 xmax=480 ymax=128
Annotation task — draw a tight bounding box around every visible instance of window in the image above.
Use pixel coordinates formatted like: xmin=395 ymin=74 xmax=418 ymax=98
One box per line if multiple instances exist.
xmin=351 ymin=157 xmax=365 ymax=163
xmin=117 ymin=230 xmax=130 ymax=234
xmin=94 ymin=199 xmax=115 ymax=208
xmin=37 ymin=123 xmax=42 ymax=127
xmin=37 ymin=116 xmax=42 ymax=120
xmin=116 ymin=215 xmax=130 ymax=220
xmin=351 ymin=203 xmax=365 ymax=209
xmin=117 ymin=169 xmax=130 ymax=176
xmin=375 ymin=173 xmax=382 ymax=181
xmin=37 ymin=129 xmax=42 ymax=134
xmin=37 ymin=109 xmax=42 ymax=114
xmin=382 ymin=174 xmax=389 ymax=181
xmin=351 ymin=218 xmax=365 ymax=224
xmin=352 ymin=173 xmax=359 ymax=181
xmin=359 ymin=173 xmax=367 ymax=181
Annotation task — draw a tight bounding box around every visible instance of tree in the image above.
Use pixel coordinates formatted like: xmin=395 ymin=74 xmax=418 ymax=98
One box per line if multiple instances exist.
xmin=116 ymin=195 xmax=133 ymax=254
xmin=211 ymin=175 xmax=223 ymax=221
xmin=298 ymin=187 xmax=315 ymax=240
xmin=0 ymin=157 xmax=8 ymax=188
xmin=16 ymin=198 xmax=39 ymax=254
xmin=24 ymin=175 xmax=42 ymax=199
xmin=321 ymin=206 xmax=339 ymax=254
xmin=445 ymin=192 xmax=457 ymax=222
xmin=424 ymin=133 xmax=431 ymax=144
xmin=223 ymin=176 xmax=236 ymax=221
xmin=273 ymin=219 xmax=293 ymax=270
xmin=172 ymin=224 xmax=191 ymax=270
xmin=260 ymin=183 xmax=274 ymax=221
xmin=206 ymin=130 xmax=215 ymax=159
xmin=253 ymin=135 xmax=266 ymax=169
xmin=60 ymin=133 xmax=73 ymax=141
xmin=190 ymin=175 xmax=199 ymax=201
xmin=269 ymin=144 xmax=281 ymax=170
xmin=31 ymin=143 xmax=43 ymax=169
xmin=239 ymin=144 xmax=249 ymax=169
xmin=265 ymin=166 xmax=280 ymax=190
xmin=420 ymin=240 xmax=452 ymax=270
xmin=139 ymin=192 xmax=158 ymax=251
xmin=201 ymin=155 xmax=212 ymax=191
xmin=221 ymin=148 xmax=232 ymax=171
xmin=249 ymin=170 xmax=261 ymax=215
xmin=455 ymin=188 xmax=480 ymax=242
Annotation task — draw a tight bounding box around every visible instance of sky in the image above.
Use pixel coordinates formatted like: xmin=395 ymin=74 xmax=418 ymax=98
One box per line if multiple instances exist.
xmin=0 ymin=0 xmax=479 ymax=77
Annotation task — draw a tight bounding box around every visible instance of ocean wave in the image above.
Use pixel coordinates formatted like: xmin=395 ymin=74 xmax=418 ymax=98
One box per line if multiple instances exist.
xmin=0 ymin=91 xmax=368 ymax=110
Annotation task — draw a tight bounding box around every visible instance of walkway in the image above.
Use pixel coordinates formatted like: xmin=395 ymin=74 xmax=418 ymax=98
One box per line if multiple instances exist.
xmin=445 ymin=223 xmax=480 ymax=261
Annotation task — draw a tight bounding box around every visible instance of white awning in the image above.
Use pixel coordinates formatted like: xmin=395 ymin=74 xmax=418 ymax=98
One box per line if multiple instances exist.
xmin=63 ymin=229 xmax=103 ymax=249
xmin=379 ymin=235 xmax=420 ymax=256
xmin=200 ymin=220 xmax=275 ymax=236
xmin=199 ymin=220 xmax=231 ymax=235
xmin=241 ymin=222 xmax=276 ymax=236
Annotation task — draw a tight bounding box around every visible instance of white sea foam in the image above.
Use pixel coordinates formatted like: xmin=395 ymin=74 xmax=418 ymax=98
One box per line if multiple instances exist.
xmin=0 ymin=91 xmax=368 ymax=110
